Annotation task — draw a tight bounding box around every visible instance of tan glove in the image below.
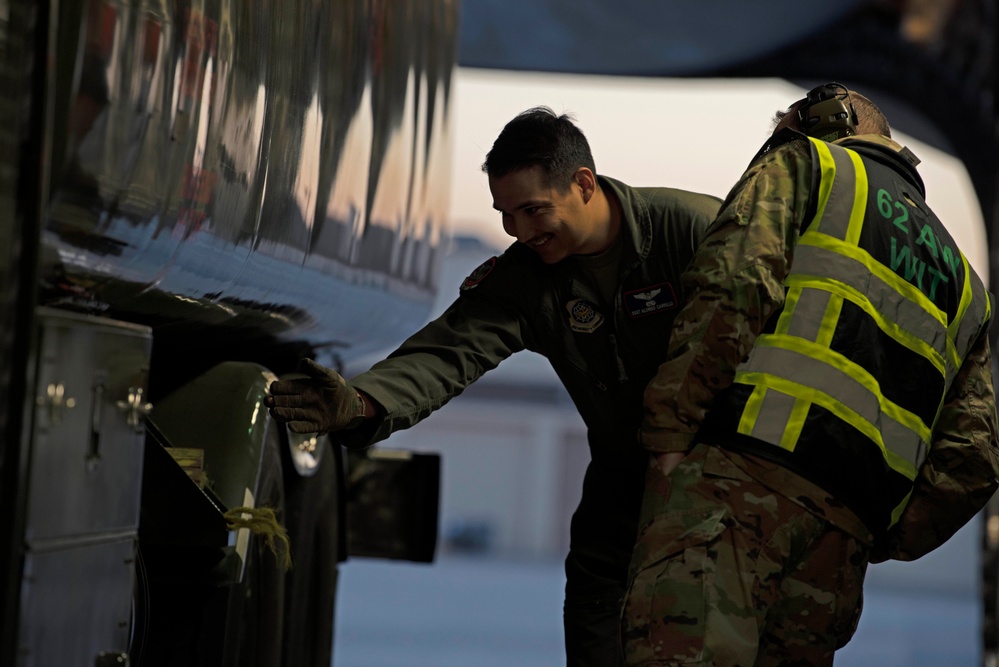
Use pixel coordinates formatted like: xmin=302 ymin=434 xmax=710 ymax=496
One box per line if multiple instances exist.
xmin=266 ymin=359 xmax=366 ymax=435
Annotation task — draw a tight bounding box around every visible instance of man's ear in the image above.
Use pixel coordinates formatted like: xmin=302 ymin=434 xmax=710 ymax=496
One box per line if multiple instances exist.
xmin=574 ymin=167 xmax=597 ymax=204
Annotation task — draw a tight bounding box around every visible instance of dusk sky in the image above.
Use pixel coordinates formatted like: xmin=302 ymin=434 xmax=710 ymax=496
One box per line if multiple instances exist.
xmin=447 ymin=69 xmax=988 ymax=281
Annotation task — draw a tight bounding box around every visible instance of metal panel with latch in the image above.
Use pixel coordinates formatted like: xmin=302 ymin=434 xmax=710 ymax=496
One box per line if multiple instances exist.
xmin=24 ymin=307 xmax=152 ymax=543
xmin=14 ymin=307 xmax=151 ymax=666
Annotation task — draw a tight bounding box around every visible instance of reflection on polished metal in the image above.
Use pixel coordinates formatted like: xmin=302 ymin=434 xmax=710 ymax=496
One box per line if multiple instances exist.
xmin=42 ymin=0 xmax=459 ymax=363
xmin=116 ymin=387 xmax=152 ymax=431
xmin=36 ymin=382 xmax=76 ymax=427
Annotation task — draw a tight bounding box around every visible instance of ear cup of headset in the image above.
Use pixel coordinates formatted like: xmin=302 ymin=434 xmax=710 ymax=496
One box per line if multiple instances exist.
xmin=797 ymin=83 xmax=858 ymax=141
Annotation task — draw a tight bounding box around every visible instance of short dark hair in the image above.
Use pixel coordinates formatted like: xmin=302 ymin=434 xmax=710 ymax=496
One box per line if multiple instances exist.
xmin=850 ymin=91 xmax=891 ymax=137
xmin=482 ymin=106 xmax=597 ymax=192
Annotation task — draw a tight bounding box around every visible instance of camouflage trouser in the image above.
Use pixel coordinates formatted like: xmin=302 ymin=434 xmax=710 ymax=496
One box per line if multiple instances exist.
xmin=621 ymin=443 xmax=869 ymax=666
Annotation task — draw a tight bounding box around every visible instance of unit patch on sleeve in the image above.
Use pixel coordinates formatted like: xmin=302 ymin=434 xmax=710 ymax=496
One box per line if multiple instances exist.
xmin=624 ymin=282 xmax=677 ymax=318
xmin=566 ymin=298 xmax=605 ymax=333
xmin=460 ymin=257 xmax=497 ymax=292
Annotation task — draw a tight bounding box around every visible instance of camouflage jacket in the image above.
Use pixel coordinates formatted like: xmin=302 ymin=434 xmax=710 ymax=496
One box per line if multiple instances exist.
xmin=641 ymin=131 xmax=999 ymax=559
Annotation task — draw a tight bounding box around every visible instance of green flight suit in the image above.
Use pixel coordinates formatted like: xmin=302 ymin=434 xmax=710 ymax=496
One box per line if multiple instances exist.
xmin=342 ymin=175 xmax=720 ymax=666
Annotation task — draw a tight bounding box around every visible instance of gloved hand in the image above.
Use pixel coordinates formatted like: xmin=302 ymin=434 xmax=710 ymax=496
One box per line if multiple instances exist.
xmin=266 ymin=358 xmax=366 ymax=435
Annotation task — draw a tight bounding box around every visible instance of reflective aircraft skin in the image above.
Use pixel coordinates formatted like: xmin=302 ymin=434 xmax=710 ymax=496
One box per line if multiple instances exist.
xmin=43 ymin=0 xmax=456 ymax=369
xmin=0 ymin=0 xmax=457 ymax=665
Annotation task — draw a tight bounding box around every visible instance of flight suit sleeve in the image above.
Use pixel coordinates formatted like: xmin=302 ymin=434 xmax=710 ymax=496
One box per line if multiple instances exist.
xmin=661 ymin=189 xmax=725 ymax=259
xmin=870 ymin=330 xmax=999 ymax=562
xmin=339 ymin=255 xmax=533 ymax=449
xmin=640 ymin=144 xmax=814 ymax=453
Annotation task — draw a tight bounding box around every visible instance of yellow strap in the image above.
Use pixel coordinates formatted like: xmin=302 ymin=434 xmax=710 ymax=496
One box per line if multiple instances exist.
xmin=735 ymin=371 xmax=919 ymax=481
xmin=843 ymin=147 xmax=868 ymax=247
xmin=774 ymin=286 xmax=801 ymax=335
xmin=890 ymin=488 xmax=915 ymax=529
xmin=756 ymin=334 xmax=932 ymax=443
xmin=947 ymin=251 xmax=975 ymax=369
xmin=798 ymin=231 xmax=948 ymax=326
xmin=815 ymin=291 xmax=843 ymax=348
xmin=738 ymin=385 xmax=768 ymax=438
xmin=808 ymin=139 xmax=837 ymax=233
xmin=781 ymin=394 xmax=811 ymax=451
xmin=785 ymin=275 xmax=945 ymax=377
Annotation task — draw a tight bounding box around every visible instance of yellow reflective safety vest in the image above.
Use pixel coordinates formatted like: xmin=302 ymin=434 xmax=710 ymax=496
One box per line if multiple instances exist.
xmin=704 ymin=136 xmax=992 ymax=537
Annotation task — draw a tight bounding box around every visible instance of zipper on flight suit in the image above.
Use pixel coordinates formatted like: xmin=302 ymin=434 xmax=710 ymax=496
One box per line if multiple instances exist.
xmin=565 ymin=356 xmax=608 ymax=392
xmin=607 ymin=333 xmax=629 ymax=384
xmin=608 ymin=261 xmax=634 ymax=387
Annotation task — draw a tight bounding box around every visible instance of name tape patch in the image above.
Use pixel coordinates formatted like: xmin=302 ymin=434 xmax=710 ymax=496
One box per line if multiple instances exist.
xmin=624 ymin=282 xmax=677 ymax=318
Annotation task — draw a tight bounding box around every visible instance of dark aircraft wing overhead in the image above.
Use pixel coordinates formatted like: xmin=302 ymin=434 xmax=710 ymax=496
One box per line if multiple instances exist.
xmin=459 ymin=0 xmax=999 ymax=291
xmin=458 ymin=0 xmax=866 ymax=75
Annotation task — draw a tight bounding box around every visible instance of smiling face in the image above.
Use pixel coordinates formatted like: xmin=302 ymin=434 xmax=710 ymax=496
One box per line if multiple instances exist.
xmin=489 ymin=165 xmax=604 ymax=264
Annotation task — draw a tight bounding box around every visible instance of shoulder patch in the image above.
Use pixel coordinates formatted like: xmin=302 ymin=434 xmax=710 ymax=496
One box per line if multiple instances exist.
xmin=460 ymin=257 xmax=497 ymax=291
xmin=566 ymin=298 xmax=605 ymax=333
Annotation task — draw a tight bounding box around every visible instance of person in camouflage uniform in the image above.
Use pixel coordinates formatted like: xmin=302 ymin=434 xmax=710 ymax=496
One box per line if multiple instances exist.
xmin=622 ymin=84 xmax=999 ymax=666
xmin=266 ymin=106 xmax=721 ymax=666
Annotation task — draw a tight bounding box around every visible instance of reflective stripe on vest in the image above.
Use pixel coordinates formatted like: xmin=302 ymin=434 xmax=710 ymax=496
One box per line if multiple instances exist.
xmin=951 ymin=251 xmax=991 ymax=376
xmin=732 ymin=138 xmax=985 ymax=522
